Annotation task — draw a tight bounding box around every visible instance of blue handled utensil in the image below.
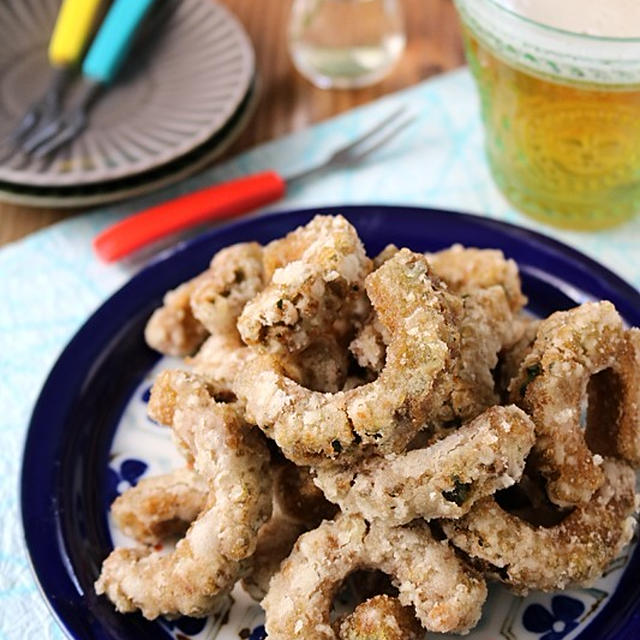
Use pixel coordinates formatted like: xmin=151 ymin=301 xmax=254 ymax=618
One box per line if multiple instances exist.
xmin=7 ymin=0 xmax=104 ymax=146
xmin=23 ymin=0 xmax=157 ymax=158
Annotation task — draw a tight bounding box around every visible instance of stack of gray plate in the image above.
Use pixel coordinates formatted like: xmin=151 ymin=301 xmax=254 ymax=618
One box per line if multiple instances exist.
xmin=0 ymin=0 xmax=256 ymax=207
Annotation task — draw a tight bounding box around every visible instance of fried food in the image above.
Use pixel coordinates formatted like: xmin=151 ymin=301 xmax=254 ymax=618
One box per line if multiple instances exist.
xmin=101 ymin=216 xmax=640 ymax=631
xmin=443 ymin=458 xmax=638 ymax=593
xmin=435 ymin=285 xmax=519 ymax=426
xmin=510 ymin=302 xmax=639 ymax=506
xmin=242 ymin=464 xmax=338 ymax=601
xmin=274 ymin=462 xmax=339 ymax=526
xmin=188 ymin=332 xmax=257 ymax=390
xmin=189 ymin=332 xmax=349 ymax=395
xmin=349 ymin=315 xmax=389 ymax=373
xmin=190 ymin=242 xmax=265 ymax=335
xmin=111 ymin=467 xmax=207 ymax=545
xmin=426 ymin=244 xmax=527 ymax=313
xmin=242 ymin=510 xmax=307 ymax=602
xmin=262 ymin=514 xmax=487 ymax=638
xmin=336 ymin=595 xmax=423 ymax=640
xmin=144 ymin=271 xmax=211 ymax=356
xmin=494 ymin=314 xmax=540 ymax=401
xmin=234 ymin=249 xmax=461 ymax=465
xmin=315 ymin=405 xmax=535 ymax=525
xmin=585 ymin=328 xmax=640 ymax=466
xmin=95 ymin=371 xmax=272 ymax=619
xmin=238 ymin=215 xmax=372 ymax=355
xmin=352 ymin=259 xmax=522 ymax=424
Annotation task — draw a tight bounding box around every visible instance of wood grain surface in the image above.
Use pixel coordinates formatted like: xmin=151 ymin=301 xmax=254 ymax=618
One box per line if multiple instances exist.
xmin=0 ymin=0 xmax=465 ymax=247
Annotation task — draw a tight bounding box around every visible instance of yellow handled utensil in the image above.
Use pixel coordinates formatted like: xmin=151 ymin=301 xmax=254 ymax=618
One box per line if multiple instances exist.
xmin=9 ymin=0 xmax=104 ymax=143
xmin=49 ymin=0 xmax=104 ymax=67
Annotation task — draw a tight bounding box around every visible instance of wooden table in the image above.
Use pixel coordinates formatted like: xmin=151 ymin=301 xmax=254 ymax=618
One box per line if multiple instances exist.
xmin=0 ymin=0 xmax=465 ymax=247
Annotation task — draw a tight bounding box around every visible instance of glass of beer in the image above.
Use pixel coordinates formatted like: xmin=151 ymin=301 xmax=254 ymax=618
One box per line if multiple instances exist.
xmin=454 ymin=0 xmax=640 ymax=230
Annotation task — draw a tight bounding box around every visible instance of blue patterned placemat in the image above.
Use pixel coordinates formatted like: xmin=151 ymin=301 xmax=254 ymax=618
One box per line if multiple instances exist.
xmin=1 ymin=67 xmax=639 ymax=638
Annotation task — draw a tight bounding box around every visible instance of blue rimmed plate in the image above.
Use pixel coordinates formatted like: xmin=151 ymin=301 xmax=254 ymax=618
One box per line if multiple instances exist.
xmin=21 ymin=206 xmax=640 ymax=640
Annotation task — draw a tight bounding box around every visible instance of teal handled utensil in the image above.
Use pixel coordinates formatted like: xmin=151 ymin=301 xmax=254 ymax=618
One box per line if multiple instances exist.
xmin=7 ymin=0 xmax=104 ymax=145
xmin=23 ymin=0 xmax=157 ymax=158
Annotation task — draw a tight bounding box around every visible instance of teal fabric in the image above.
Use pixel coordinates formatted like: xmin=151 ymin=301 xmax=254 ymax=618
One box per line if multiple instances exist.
xmin=1 ymin=68 xmax=639 ymax=637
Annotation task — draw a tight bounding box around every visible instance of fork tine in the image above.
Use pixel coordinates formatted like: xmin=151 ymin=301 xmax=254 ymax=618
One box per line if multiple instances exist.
xmin=31 ymin=122 xmax=79 ymax=159
xmin=21 ymin=119 xmax=65 ymax=154
xmin=329 ymin=105 xmax=407 ymax=160
xmin=345 ymin=115 xmax=417 ymax=163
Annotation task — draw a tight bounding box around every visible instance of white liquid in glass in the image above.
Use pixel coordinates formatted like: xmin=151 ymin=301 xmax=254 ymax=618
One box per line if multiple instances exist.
xmin=289 ymin=0 xmax=406 ymax=89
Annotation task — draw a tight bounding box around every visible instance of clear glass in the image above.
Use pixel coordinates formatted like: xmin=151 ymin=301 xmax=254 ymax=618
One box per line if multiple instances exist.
xmin=455 ymin=0 xmax=640 ymax=230
xmin=288 ymin=0 xmax=406 ymax=89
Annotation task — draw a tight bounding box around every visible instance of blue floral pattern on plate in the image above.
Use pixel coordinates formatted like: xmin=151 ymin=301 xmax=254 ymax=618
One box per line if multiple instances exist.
xmin=104 ymin=457 xmax=148 ymax=506
xmin=523 ymin=596 xmax=586 ymax=640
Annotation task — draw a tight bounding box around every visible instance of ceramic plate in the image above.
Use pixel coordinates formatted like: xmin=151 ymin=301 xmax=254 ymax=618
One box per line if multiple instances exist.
xmin=0 ymin=76 xmax=259 ymax=208
xmin=0 ymin=0 xmax=254 ymax=187
xmin=21 ymin=207 xmax=640 ymax=640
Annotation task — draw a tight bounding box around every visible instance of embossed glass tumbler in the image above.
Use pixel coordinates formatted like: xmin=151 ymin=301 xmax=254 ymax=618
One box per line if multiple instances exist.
xmin=455 ymin=0 xmax=640 ymax=230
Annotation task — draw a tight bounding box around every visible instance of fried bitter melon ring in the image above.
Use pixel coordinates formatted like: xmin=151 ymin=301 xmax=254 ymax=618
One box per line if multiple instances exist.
xmin=262 ymin=514 xmax=487 ymax=639
xmin=425 ymin=243 xmax=527 ymax=313
xmin=314 ymin=405 xmax=535 ymax=525
xmin=190 ymin=242 xmax=265 ymax=335
xmin=443 ymin=458 xmax=638 ymax=593
xmin=144 ymin=271 xmax=211 ymax=356
xmin=234 ymin=249 xmax=461 ymax=466
xmin=241 ymin=462 xmax=339 ymax=601
xmin=144 ymin=241 xmax=265 ymax=356
xmin=95 ymin=371 xmax=272 ymax=619
xmin=110 ymin=467 xmax=207 ymax=545
xmin=509 ymin=301 xmax=640 ymax=506
xmin=336 ymin=595 xmax=423 ymax=640
xmin=238 ymin=215 xmax=372 ymax=355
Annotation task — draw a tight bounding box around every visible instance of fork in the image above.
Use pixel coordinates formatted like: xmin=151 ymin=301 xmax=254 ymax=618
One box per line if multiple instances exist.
xmin=8 ymin=0 xmax=104 ymax=146
xmin=93 ymin=106 xmax=415 ymax=262
xmin=21 ymin=0 xmax=157 ymax=158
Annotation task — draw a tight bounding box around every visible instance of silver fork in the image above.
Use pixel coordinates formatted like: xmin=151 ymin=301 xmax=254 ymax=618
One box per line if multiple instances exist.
xmin=94 ymin=105 xmax=416 ymax=262
xmin=285 ymin=105 xmax=415 ymax=183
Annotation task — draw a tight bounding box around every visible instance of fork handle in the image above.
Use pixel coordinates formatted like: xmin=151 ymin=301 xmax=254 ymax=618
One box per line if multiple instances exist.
xmin=83 ymin=0 xmax=156 ymax=84
xmin=93 ymin=171 xmax=287 ymax=262
xmin=48 ymin=0 xmax=103 ymax=67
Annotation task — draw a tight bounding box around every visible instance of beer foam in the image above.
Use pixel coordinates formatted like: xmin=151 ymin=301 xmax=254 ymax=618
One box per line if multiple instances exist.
xmin=498 ymin=0 xmax=640 ymax=38
xmin=456 ymin=0 xmax=640 ymax=85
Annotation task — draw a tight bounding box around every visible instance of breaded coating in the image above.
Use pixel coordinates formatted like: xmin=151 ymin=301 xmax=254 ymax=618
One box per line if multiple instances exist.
xmin=238 ymin=216 xmax=372 ymax=354
xmin=435 ymin=285 xmax=519 ymax=426
xmin=349 ymin=316 xmax=389 ymax=373
xmin=373 ymin=244 xmax=400 ymax=268
xmin=242 ymin=463 xmax=337 ymax=602
xmin=111 ymin=468 xmax=207 ymax=545
xmin=242 ymin=510 xmax=307 ymax=602
xmin=190 ymin=242 xmax=265 ymax=335
xmin=144 ymin=272 xmax=210 ymax=356
xmin=443 ymin=458 xmax=638 ymax=593
xmin=95 ymin=371 xmax=272 ymax=619
xmin=426 ymin=244 xmax=527 ymax=313
xmin=274 ymin=462 xmax=339 ymax=526
xmin=262 ymin=514 xmax=487 ymax=638
xmin=586 ymin=327 xmax=640 ymax=466
xmin=494 ymin=314 xmax=540 ymax=400
xmin=188 ymin=332 xmax=257 ymax=390
xmin=234 ymin=250 xmax=462 ymax=466
xmin=315 ymin=405 xmax=535 ymax=525
xmin=337 ymin=595 xmax=423 ymax=640
xmin=510 ymin=302 xmax=639 ymax=506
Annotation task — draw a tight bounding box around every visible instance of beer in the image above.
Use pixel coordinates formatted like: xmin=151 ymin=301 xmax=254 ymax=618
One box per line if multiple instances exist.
xmin=455 ymin=0 xmax=640 ymax=230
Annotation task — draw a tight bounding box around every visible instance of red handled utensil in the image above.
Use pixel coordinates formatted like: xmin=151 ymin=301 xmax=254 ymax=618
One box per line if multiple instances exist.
xmin=94 ymin=106 xmax=414 ymax=263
